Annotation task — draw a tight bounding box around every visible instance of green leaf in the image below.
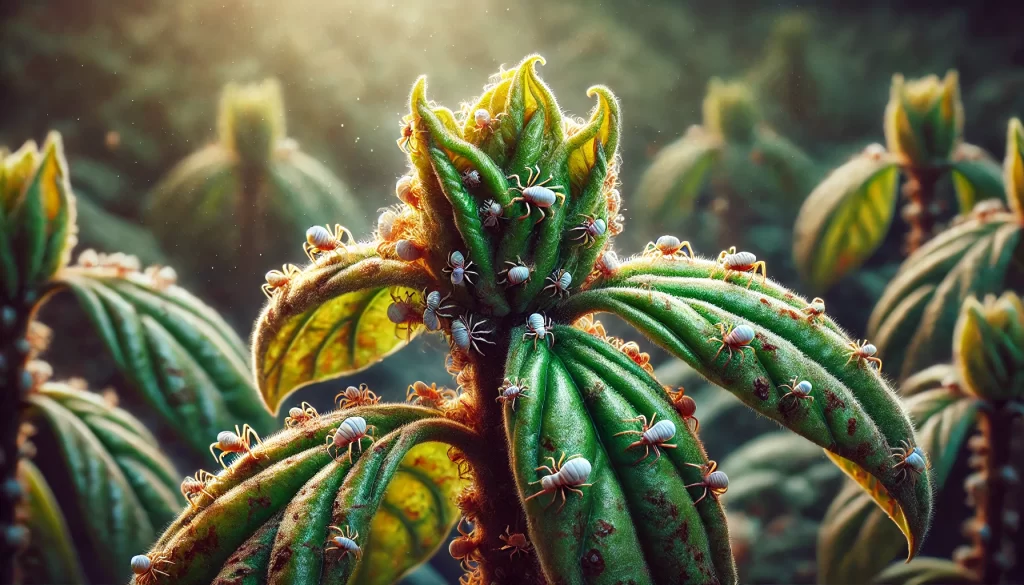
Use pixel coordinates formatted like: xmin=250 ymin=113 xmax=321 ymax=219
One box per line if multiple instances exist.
xmin=26 ymin=382 xmax=183 ymax=584
xmin=901 ymin=364 xmax=956 ymax=397
xmin=140 ymin=405 xmax=472 ymax=585
xmin=504 ymin=325 xmax=736 ymax=585
xmin=58 ymin=266 xmax=275 ymax=453
xmin=817 ymin=386 xmax=978 ymax=584
xmin=953 ymin=292 xmax=1024 ymax=400
xmin=750 ymin=128 xmax=816 ymax=206
xmin=636 ymin=129 xmax=721 ymax=223
xmin=949 ymin=144 xmax=1005 ymax=214
xmin=793 ymin=150 xmax=900 ymax=290
xmin=871 ymin=557 xmax=977 ymax=585
xmin=867 ymin=215 xmax=1024 ymax=379
xmin=17 ymin=459 xmax=87 ymax=585
xmin=556 ymin=255 xmax=934 ymax=559
xmin=252 ymin=244 xmax=432 ymax=413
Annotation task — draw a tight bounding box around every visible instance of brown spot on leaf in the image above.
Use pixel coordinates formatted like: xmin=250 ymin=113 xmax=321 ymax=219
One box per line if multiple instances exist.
xmin=270 ymin=545 xmax=293 ymax=574
xmin=594 ymin=520 xmax=616 ymax=538
xmin=581 ymin=549 xmax=605 ymax=576
xmin=754 ymin=333 xmax=777 ymax=353
xmin=541 ymin=437 xmax=555 ymax=452
xmin=192 ymin=526 xmax=220 ymax=555
xmin=847 ymin=418 xmax=857 ymax=435
xmin=823 ymin=389 xmax=845 ymax=413
xmin=753 ymin=377 xmax=770 ymax=401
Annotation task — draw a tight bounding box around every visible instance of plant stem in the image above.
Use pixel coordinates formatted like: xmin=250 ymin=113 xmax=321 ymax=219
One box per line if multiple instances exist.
xmin=0 ymin=304 xmax=32 ymax=584
xmin=901 ymin=167 xmax=942 ymax=253
xmin=964 ymin=401 xmax=1021 ymax=583
xmin=464 ymin=328 xmax=546 ymax=585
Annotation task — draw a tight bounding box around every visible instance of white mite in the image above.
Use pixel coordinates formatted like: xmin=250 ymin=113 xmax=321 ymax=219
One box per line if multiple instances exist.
xmin=506 ymin=165 xmax=566 ymax=225
xmin=500 ymin=257 xmax=532 ymax=287
xmin=496 ymin=377 xmax=529 ymax=410
xmin=77 ymin=248 xmax=100 ymax=267
xmin=396 ymin=175 xmax=419 ymax=208
xmin=892 ymin=440 xmax=928 ymax=484
xmin=524 ymin=313 xmax=555 ymax=349
xmin=596 ymin=250 xmax=620 ymax=276
xmin=421 ymin=290 xmax=454 ymax=332
xmin=614 ymin=413 xmax=678 ymax=464
xmin=708 ymin=323 xmax=757 ymax=368
xmin=130 ymin=552 xmax=173 ymax=585
xmin=684 ymin=461 xmax=729 ymax=504
xmin=714 ymin=247 xmax=767 ymax=288
xmin=644 ymin=235 xmax=694 ymax=260
xmin=262 ymin=264 xmax=301 ymax=298
xmin=327 ymin=417 xmax=376 ymax=462
xmin=474 ymin=109 xmax=492 ymax=128
xmin=325 ymin=525 xmax=362 ymax=560
xmin=524 ymin=453 xmax=593 ymax=512
xmin=780 ymin=377 xmax=814 ymax=408
xmin=450 ymin=315 xmax=496 ymax=355
xmin=209 ymin=424 xmax=263 ymax=470
xmin=571 ymin=215 xmax=607 ymax=247
xmin=303 ymin=224 xmax=353 ymax=263
xmin=462 ymin=169 xmax=482 ymax=188
xmin=480 ymin=199 xmax=503 ymax=228
xmin=377 ymin=208 xmax=398 ymax=241
xmin=846 ymin=339 xmax=882 ymax=370
xmin=543 ymin=269 xmax=572 ymax=298
xmin=396 ymin=239 xmax=424 ymax=261
xmin=445 ymin=251 xmax=478 ymax=286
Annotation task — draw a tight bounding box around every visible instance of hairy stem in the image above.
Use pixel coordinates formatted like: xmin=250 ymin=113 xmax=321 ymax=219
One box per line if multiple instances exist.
xmin=901 ymin=167 xmax=942 ymax=254
xmin=0 ymin=303 xmax=32 ymax=583
xmin=463 ymin=327 xmax=546 ymax=585
xmin=969 ymin=401 xmax=1021 ymax=583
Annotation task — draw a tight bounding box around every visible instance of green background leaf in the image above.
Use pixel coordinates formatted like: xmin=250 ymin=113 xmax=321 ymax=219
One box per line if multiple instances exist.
xmin=793 ymin=151 xmax=900 ymax=289
xmin=17 ymin=459 xmax=87 ymax=585
xmin=58 ymin=267 xmax=276 ymax=453
xmin=26 ymin=382 xmax=182 ymax=584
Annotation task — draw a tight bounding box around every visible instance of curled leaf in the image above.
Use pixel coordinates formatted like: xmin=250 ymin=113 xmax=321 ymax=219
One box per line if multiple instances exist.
xmin=1004 ymin=117 xmax=1024 ymax=219
xmin=252 ymin=245 xmax=432 ymax=413
xmin=794 ymin=150 xmax=900 ymax=290
xmin=817 ymin=384 xmax=977 ymax=584
xmin=953 ymin=292 xmax=1024 ymax=400
xmin=558 ymin=256 xmax=934 ymax=558
xmin=868 ymin=215 xmax=1023 ymax=379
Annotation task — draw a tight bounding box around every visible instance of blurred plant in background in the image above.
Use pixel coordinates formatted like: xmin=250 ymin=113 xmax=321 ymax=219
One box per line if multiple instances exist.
xmin=145 ymin=79 xmax=361 ymax=315
xmin=819 ymin=292 xmax=1024 ymax=585
xmin=794 ymin=71 xmax=1006 ymax=291
xmin=637 ymin=78 xmax=815 ymax=285
xmin=0 ymin=134 xmax=273 ymax=583
xmin=866 ymin=118 xmax=1024 ymax=380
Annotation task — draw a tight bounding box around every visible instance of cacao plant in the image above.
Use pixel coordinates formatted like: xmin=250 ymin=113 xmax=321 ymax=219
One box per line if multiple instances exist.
xmin=819 ymin=291 xmax=1024 ymax=584
xmin=866 ymin=117 xmax=1024 ymax=380
xmin=794 ymin=71 xmax=1007 ymax=290
xmin=0 ymin=133 xmax=273 ymax=583
xmin=144 ymin=79 xmax=363 ymax=301
xmin=637 ymin=78 xmax=814 ymax=258
xmin=144 ymin=55 xmax=934 ymax=585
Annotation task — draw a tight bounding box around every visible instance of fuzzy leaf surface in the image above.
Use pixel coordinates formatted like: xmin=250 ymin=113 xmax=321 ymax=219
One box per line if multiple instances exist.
xmin=26 ymin=383 xmax=182 ymax=584
xmin=557 ymin=256 xmax=934 ymax=558
xmin=504 ymin=325 xmax=735 ymax=585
